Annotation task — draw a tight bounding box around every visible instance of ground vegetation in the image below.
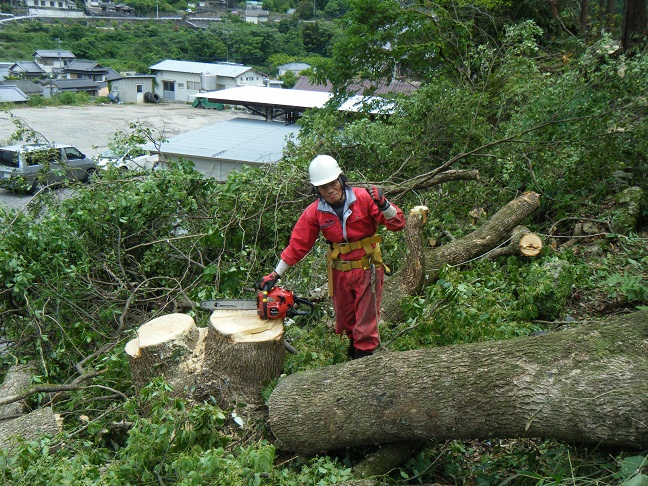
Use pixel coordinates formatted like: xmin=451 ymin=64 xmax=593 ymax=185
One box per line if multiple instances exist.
xmin=0 ymin=0 xmax=647 ymax=484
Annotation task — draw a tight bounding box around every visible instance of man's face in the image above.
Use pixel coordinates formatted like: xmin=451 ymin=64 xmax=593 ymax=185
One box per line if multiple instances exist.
xmin=317 ymin=178 xmax=344 ymax=205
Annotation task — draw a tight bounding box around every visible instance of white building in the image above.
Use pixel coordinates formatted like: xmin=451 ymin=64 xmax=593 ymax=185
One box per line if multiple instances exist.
xmin=149 ymin=60 xmax=266 ymax=103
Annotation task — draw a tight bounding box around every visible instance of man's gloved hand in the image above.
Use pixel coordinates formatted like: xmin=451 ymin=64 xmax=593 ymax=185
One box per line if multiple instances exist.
xmin=369 ymin=185 xmax=390 ymax=211
xmin=257 ymin=271 xmax=280 ymax=291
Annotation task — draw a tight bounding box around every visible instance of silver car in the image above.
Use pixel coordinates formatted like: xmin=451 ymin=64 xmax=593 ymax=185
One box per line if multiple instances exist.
xmin=96 ymin=147 xmax=161 ymax=172
xmin=0 ymin=143 xmax=96 ymax=193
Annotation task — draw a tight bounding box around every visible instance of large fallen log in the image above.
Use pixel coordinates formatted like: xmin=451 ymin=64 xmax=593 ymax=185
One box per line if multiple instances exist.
xmin=268 ymin=309 xmax=648 ymax=454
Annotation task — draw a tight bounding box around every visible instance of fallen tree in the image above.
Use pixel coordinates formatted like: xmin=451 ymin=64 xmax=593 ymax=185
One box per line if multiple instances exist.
xmin=268 ymin=309 xmax=648 ymax=454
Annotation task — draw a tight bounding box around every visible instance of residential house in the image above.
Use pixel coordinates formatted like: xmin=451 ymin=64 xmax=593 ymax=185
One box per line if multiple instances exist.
xmin=33 ymin=49 xmax=76 ymax=74
xmin=41 ymin=78 xmax=103 ymax=98
xmin=26 ymin=0 xmax=79 ymax=11
xmin=278 ymin=62 xmax=311 ymax=77
xmin=110 ymin=74 xmax=156 ymax=104
xmin=0 ymin=85 xmax=29 ymax=104
xmin=63 ymin=59 xmax=122 ymax=82
xmin=149 ymin=60 xmax=266 ymax=103
xmin=245 ymin=1 xmax=268 ymax=23
xmin=0 ymin=80 xmax=45 ymax=97
xmin=9 ymin=61 xmax=46 ymax=80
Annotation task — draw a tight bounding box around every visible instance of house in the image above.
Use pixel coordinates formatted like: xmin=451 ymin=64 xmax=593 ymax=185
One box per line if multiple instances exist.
xmin=245 ymin=1 xmax=268 ymax=23
xmin=63 ymin=60 xmax=122 ymax=82
xmin=143 ymin=117 xmax=301 ymax=180
xmin=149 ymin=60 xmax=266 ymax=103
xmin=0 ymin=80 xmax=45 ymax=97
xmin=33 ymin=49 xmax=76 ymax=74
xmin=9 ymin=61 xmax=46 ymax=80
xmin=0 ymin=85 xmax=29 ymax=104
xmin=41 ymin=78 xmax=103 ymax=98
xmin=109 ymin=74 xmax=156 ymax=104
xmin=0 ymin=62 xmax=13 ymax=81
xmin=278 ymin=62 xmax=311 ymax=77
xmin=26 ymin=0 xmax=78 ymax=11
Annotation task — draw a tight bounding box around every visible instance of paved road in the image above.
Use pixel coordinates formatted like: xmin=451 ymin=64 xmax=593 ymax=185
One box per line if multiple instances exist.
xmin=0 ymin=102 xmax=247 ymax=212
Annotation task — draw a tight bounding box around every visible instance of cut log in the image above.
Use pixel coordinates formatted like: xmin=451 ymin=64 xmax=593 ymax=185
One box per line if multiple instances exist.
xmin=196 ymin=310 xmax=285 ymax=408
xmin=0 ymin=363 xmax=36 ymax=417
xmin=485 ymin=225 xmax=543 ymax=260
xmin=268 ymin=309 xmax=648 ymax=454
xmin=0 ymin=407 xmax=62 ymax=451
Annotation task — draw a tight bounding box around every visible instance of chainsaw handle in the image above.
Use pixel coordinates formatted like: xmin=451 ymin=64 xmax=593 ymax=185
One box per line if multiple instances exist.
xmin=287 ymin=296 xmax=314 ymax=317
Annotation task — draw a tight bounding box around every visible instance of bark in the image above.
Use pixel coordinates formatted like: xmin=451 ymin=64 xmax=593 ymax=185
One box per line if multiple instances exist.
xmin=0 ymin=363 xmax=36 ymax=417
xmin=381 ymin=206 xmax=428 ymax=324
xmin=425 ymin=192 xmax=541 ymax=281
xmin=268 ymin=309 xmax=648 ymax=454
xmin=125 ymin=311 xmax=285 ymax=409
xmin=622 ymin=0 xmax=648 ymax=51
xmin=0 ymin=407 xmax=62 ymax=451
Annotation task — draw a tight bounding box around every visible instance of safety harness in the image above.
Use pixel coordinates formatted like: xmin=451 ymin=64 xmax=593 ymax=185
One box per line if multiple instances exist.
xmin=326 ymin=234 xmax=389 ymax=296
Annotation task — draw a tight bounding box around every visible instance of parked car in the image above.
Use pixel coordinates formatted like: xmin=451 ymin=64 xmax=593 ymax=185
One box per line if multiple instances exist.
xmin=96 ymin=147 xmax=161 ymax=172
xmin=0 ymin=143 xmax=96 ymax=193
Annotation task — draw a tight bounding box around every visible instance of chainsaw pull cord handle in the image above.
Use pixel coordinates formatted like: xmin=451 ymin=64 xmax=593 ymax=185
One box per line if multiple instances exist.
xmin=261 ymin=290 xmax=269 ymax=320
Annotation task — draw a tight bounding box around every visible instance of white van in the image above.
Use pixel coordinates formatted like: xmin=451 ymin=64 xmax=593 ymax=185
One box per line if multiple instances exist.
xmin=0 ymin=143 xmax=96 ymax=193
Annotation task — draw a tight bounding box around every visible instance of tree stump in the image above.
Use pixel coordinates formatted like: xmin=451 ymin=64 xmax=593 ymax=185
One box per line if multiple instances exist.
xmin=197 ymin=310 xmax=285 ymax=409
xmin=125 ymin=311 xmax=285 ymax=410
xmin=125 ymin=313 xmax=203 ymax=397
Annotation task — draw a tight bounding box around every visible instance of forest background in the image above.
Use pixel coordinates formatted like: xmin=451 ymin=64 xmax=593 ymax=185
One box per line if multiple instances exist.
xmin=0 ymin=0 xmax=647 ymax=484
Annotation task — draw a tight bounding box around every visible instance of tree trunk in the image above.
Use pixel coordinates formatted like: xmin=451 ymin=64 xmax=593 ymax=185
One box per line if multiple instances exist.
xmin=425 ymin=192 xmax=541 ymax=281
xmin=484 ymin=225 xmax=543 ymax=260
xmin=0 ymin=407 xmax=62 ymax=451
xmin=268 ymin=309 xmax=648 ymax=454
xmin=125 ymin=311 xmax=285 ymax=409
xmin=0 ymin=363 xmax=36 ymax=417
xmin=381 ymin=206 xmax=428 ymax=324
xmin=622 ymin=0 xmax=648 ymax=51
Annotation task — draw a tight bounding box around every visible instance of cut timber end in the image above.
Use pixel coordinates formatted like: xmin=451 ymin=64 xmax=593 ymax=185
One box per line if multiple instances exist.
xmin=137 ymin=313 xmax=196 ymax=348
xmin=519 ymin=233 xmax=543 ymax=257
xmin=210 ymin=310 xmax=284 ymax=342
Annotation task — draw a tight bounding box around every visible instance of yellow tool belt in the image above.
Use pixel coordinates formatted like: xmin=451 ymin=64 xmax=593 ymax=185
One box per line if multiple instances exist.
xmin=326 ymin=234 xmax=389 ymax=296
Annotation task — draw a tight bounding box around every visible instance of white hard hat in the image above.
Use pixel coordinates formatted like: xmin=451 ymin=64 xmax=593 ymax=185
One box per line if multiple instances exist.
xmin=309 ymin=155 xmax=342 ymax=186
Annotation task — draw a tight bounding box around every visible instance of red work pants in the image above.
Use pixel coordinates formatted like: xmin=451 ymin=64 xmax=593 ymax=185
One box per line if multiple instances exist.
xmin=332 ymin=265 xmax=384 ymax=352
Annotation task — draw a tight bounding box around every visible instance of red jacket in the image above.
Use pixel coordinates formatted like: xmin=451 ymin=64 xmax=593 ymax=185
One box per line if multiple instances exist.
xmin=280 ymin=186 xmax=406 ymax=265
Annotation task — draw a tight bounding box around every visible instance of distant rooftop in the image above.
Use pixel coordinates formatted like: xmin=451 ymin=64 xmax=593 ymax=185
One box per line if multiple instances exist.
xmin=149 ymin=60 xmax=257 ymax=77
xmin=293 ymin=76 xmax=419 ymax=95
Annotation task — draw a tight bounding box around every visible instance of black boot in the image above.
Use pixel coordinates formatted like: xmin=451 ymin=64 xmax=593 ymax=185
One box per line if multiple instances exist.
xmin=347 ymin=339 xmax=356 ymax=360
xmin=352 ymin=348 xmax=374 ymax=359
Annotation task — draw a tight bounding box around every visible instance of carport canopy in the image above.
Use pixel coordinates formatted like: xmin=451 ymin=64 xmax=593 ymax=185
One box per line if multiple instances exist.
xmin=193 ymin=86 xmax=332 ymax=122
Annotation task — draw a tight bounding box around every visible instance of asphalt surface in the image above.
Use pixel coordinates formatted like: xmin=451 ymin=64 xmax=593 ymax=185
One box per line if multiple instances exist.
xmin=0 ymin=102 xmax=247 ymax=212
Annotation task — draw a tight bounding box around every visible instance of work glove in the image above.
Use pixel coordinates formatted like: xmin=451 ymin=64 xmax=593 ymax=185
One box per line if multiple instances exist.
xmin=369 ymin=185 xmax=390 ymax=211
xmin=257 ymin=271 xmax=280 ymax=291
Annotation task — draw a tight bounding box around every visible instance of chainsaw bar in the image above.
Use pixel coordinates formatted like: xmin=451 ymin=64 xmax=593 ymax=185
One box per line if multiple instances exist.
xmin=200 ymin=299 xmax=257 ymax=311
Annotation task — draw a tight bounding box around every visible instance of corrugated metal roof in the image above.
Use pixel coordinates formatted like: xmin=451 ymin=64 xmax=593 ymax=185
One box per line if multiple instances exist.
xmin=293 ymin=76 xmax=419 ymax=95
xmin=34 ymin=50 xmax=75 ymax=59
xmin=196 ymin=85 xmax=331 ymax=109
xmin=0 ymin=80 xmax=43 ymax=95
xmin=147 ymin=117 xmax=301 ymax=164
xmin=0 ymin=85 xmax=28 ymax=103
xmin=149 ymin=60 xmax=255 ymax=77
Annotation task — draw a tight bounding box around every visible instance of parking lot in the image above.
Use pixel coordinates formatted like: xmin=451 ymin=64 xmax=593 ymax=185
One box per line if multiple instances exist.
xmin=0 ymin=102 xmax=246 ymax=211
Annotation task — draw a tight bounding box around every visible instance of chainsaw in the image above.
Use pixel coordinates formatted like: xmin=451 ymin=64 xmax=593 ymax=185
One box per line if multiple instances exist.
xmin=200 ymin=286 xmax=314 ymax=321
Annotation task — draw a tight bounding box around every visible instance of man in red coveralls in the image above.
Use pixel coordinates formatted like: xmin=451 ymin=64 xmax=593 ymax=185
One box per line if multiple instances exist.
xmin=258 ymin=155 xmax=406 ymax=359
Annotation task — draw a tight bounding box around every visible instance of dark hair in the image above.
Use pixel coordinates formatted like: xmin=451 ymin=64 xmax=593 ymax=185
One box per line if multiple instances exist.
xmin=311 ymin=174 xmax=348 ymax=196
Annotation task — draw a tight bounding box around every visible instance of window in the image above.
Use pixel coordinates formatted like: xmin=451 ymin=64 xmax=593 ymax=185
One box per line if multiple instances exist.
xmin=0 ymin=150 xmax=19 ymax=168
xmin=187 ymin=81 xmax=200 ymax=90
xmin=136 ymin=84 xmax=143 ymax=93
xmin=64 ymin=147 xmax=84 ymax=160
xmin=177 ymin=82 xmax=185 ymax=88
xmin=163 ymin=81 xmax=175 ymax=92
